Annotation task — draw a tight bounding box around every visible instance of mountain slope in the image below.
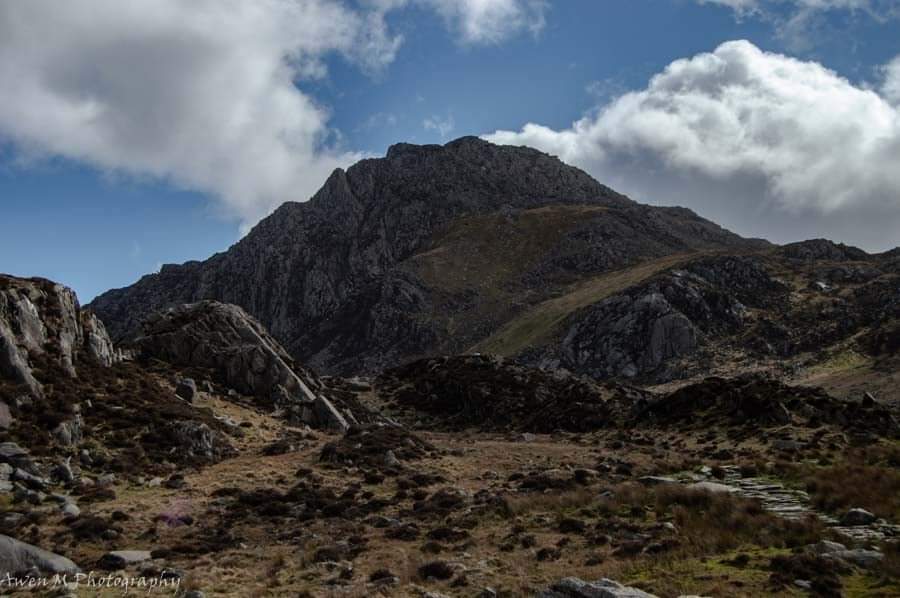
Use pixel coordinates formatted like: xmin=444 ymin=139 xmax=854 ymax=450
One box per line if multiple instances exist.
xmin=90 ymin=137 xmax=764 ymax=375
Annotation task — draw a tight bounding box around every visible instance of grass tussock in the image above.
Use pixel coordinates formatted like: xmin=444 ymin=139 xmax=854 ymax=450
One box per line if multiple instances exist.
xmin=779 ymin=443 xmax=900 ymax=520
xmin=504 ymin=487 xmax=596 ymax=517
xmin=654 ymin=485 xmax=823 ymax=553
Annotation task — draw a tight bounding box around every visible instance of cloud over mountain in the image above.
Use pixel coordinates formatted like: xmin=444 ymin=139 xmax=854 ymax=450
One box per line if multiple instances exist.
xmin=487 ymin=40 xmax=900 ymax=249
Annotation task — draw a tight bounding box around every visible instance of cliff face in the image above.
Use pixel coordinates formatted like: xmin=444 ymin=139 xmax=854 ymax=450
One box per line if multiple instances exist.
xmin=0 ymin=275 xmax=120 ymax=398
xmin=90 ymin=137 xmax=762 ymax=375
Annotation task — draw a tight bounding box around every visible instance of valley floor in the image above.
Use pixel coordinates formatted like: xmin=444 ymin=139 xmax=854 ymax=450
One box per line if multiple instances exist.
xmin=14 ymin=387 xmax=898 ymax=598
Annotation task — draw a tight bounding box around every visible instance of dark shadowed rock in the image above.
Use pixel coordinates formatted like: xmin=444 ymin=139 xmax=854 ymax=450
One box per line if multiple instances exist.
xmin=376 ymin=354 xmax=627 ymax=432
xmin=175 ymin=378 xmax=198 ymax=402
xmin=97 ymin=550 xmax=152 ymax=570
xmin=840 ymin=508 xmax=876 ymax=526
xmin=778 ymin=239 xmax=869 ymax=262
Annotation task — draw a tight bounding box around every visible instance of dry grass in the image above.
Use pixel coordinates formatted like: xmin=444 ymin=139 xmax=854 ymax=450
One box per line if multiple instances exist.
xmin=797 ymin=444 xmax=900 ymax=520
xmin=654 ymin=486 xmax=823 ymax=554
xmin=504 ymin=487 xmax=596 ymax=517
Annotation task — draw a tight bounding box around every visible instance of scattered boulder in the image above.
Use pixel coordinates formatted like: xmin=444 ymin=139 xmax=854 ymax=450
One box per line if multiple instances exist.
xmin=0 ymin=534 xmax=80 ymax=577
xmin=320 ymin=425 xmax=433 ymax=473
xmin=686 ymin=482 xmax=735 ymax=494
xmin=303 ymin=395 xmax=349 ymax=432
xmin=835 ymin=549 xmax=883 ymax=569
xmin=538 ymin=577 xmax=658 ymax=598
xmin=175 ymin=378 xmax=198 ymax=402
xmin=61 ymin=503 xmax=81 ymax=520
xmin=839 ymin=508 xmax=876 ymax=527
xmin=98 ymin=550 xmax=152 ymax=570
xmin=168 ymin=421 xmax=235 ymax=461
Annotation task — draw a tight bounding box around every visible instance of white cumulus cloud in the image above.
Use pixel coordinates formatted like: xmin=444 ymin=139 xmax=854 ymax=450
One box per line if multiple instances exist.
xmin=486 ymin=41 xmax=900 ymax=250
xmin=0 ymin=0 xmax=543 ymax=228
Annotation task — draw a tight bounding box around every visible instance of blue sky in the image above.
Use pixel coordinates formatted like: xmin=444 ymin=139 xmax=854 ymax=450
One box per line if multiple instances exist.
xmin=2 ymin=1 xmax=900 ymax=301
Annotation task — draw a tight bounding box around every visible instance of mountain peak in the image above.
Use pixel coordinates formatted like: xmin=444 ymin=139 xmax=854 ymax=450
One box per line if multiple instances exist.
xmin=385 ymin=136 xmax=490 ymax=160
xmin=90 ymin=138 xmax=759 ymax=374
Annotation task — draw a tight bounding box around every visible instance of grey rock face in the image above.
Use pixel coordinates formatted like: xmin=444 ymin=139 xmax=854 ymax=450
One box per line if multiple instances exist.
xmin=0 ymin=275 xmax=121 ymax=392
xmin=134 ymin=301 xmax=320 ymax=404
xmin=555 ymin=256 xmax=785 ymax=381
xmin=80 ymin=311 xmax=119 ymax=367
xmin=90 ymin=138 xmax=760 ymax=376
xmin=0 ymin=534 xmax=80 ymax=577
xmin=538 ymin=577 xmax=658 ymax=598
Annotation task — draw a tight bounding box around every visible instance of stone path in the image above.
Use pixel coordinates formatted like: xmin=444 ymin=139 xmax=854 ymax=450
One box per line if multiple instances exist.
xmin=711 ymin=465 xmax=900 ymax=544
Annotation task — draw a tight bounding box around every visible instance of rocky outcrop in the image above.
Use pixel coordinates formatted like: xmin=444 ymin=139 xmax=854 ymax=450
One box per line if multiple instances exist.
xmin=90 ymin=137 xmax=762 ymax=376
xmin=550 ymin=256 xmax=787 ymax=381
xmin=778 ymin=239 xmax=870 ymax=262
xmin=0 ymin=275 xmax=121 ymax=396
xmin=133 ymin=301 xmax=369 ymax=429
xmin=375 ymin=354 xmax=636 ymax=432
xmin=641 ymin=374 xmax=899 ymax=435
xmin=134 ymin=301 xmax=320 ymax=403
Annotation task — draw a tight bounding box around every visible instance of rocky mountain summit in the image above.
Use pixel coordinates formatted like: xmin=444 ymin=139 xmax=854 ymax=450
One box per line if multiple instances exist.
xmin=90 ymin=137 xmax=762 ymax=376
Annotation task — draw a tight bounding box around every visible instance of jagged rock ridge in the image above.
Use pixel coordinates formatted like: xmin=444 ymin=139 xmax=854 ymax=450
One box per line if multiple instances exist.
xmin=90 ymin=137 xmax=763 ymax=375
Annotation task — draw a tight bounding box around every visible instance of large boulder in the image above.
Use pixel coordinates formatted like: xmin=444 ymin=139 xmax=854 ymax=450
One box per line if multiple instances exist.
xmin=134 ymin=301 xmax=320 ymax=404
xmin=538 ymin=577 xmax=658 ymax=598
xmin=0 ymin=534 xmax=80 ymax=577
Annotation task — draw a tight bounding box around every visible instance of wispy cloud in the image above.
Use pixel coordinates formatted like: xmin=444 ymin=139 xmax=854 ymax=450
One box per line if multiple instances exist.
xmin=424 ymin=114 xmax=456 ymax=139
xmin=697 ymin=0 xmax=900 ymax=49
